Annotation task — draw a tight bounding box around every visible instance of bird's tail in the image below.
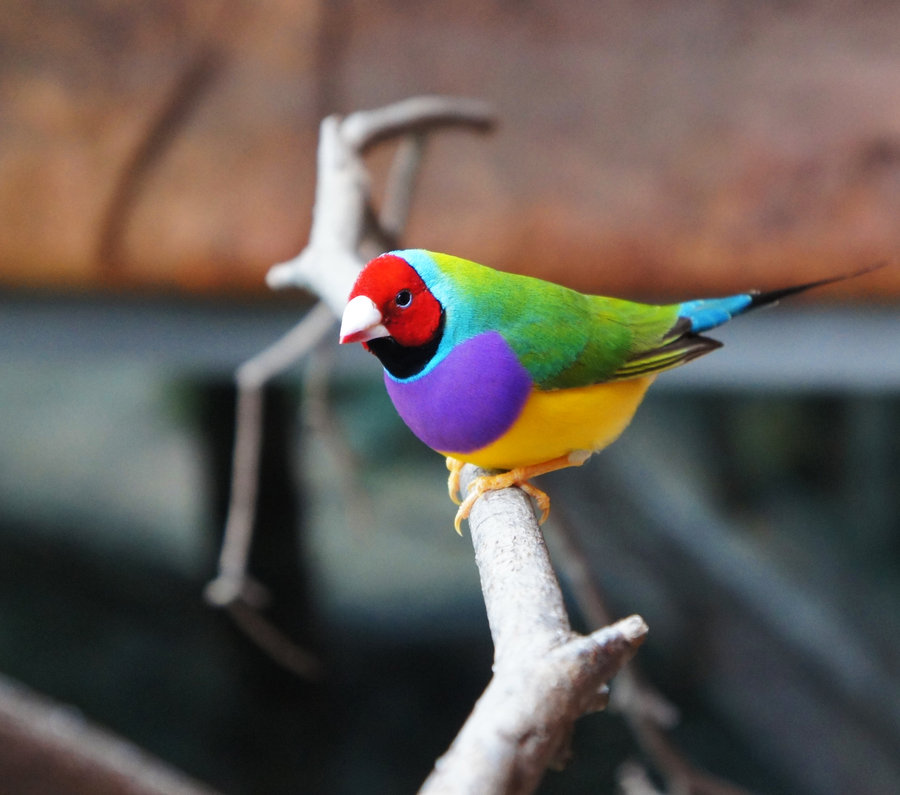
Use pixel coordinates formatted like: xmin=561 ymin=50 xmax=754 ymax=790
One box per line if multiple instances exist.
xmin=679 ymin=262 xmax=887 ymax=334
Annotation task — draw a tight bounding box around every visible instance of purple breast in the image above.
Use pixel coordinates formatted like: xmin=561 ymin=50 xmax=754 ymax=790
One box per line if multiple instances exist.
xmin=384 ymin=331 xmax=531 ymax=454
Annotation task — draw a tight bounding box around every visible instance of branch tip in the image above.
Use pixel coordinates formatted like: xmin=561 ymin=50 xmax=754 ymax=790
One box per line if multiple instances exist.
xmin=341 ymin=95 xmax=495 ymax=153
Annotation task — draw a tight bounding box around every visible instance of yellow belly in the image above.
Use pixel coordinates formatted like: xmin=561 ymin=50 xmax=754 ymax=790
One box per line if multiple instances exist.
xmin=443 ymin=375 xmax=656 ymax=470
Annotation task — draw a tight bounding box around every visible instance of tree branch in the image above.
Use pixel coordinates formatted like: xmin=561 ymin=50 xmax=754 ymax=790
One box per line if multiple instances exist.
xmin=550 ymin=506 xmax=750 ymax=795
xmin=0 ymin=674 xmax=218 ymax=795
xmin=264 ymin=95 xmax=494 ymax=314
xmin=206 ymin=96 xmax=496 ymax=671
xmin=419 ymin=466 xmax=647 ymax=794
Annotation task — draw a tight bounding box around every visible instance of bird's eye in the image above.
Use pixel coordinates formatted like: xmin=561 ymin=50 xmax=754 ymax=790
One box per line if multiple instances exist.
xmin=395 ymin=289 xmax=413 ymax=308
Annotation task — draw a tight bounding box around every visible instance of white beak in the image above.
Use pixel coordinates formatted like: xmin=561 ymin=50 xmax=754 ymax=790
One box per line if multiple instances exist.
xmin=339 ymin=295 xmax=390 ymax=344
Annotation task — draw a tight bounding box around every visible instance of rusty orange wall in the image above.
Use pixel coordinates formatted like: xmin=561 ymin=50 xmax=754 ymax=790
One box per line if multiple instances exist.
xmin=1 ymin=0 xmax=898 ymax=300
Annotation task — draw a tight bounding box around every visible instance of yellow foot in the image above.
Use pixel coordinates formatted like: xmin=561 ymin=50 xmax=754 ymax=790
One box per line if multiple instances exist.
xmin=449 ymin=450 xmax=592 ymax=535
xmin=445 ymin=456 xmax=464 ymax=505
xmin=453 ymin=471 xmax=551 ymax=534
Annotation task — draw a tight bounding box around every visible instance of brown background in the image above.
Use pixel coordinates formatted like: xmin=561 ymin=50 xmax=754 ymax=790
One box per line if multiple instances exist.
xmin=2 ymin=0 xmax=899 ymax=300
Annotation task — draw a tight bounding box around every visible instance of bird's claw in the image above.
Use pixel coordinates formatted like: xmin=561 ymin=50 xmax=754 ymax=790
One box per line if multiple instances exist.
xmin=453 ymin=498 xmax=474 ymax=535
xmin=451 ymin=469 xmax=551 ymax=534
xmin=445 ymin=456 xmax=464 ymax=505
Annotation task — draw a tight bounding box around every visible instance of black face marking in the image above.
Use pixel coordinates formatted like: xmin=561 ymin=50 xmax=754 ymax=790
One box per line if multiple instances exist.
xmin=367 ymin=311 xmax=445 ymax=380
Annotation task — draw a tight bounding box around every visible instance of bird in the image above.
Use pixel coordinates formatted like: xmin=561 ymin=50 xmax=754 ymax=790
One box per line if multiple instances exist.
xmin=339 ymin=249 xmax=882 ymax=533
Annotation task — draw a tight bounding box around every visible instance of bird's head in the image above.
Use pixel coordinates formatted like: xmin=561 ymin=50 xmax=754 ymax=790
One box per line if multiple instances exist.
xmin=339 ymin=253 xmax=443 ymax=350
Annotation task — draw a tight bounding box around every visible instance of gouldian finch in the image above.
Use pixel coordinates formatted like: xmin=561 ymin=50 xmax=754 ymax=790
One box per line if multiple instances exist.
xmin=339 ymin=249 xmax=879 ymax=533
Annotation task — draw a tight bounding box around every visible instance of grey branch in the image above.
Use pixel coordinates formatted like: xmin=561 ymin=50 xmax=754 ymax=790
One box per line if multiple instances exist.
xmin=265 ymin=95 xmax=494 ymax=315
xmin=550 ymin=507 xmax=749 ymax=795
xmin=419 ymin=465 xmax=648 ymax=795
xmin=205 ymin=96 xmax=496 ymax=668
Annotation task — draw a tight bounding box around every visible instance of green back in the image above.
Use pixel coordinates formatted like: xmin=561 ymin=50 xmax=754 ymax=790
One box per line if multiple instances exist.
xmin=419 ymin=251 xmax=685 ymax=390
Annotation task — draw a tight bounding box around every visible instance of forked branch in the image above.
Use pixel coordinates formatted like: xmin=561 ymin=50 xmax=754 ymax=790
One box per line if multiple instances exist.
xmin=205 ymin=95 xmax=494 ymax=646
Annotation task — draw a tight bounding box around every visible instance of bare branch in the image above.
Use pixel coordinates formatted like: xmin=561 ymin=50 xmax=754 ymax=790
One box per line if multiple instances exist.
xmin=207 ymin=96 xmax=496 ymax=675
xmin=301 ymin=338 xmax=373 ymax=538
xmin=0 ymin=674 xmax=218 ymax=795
xmin=225 ymin=601 xmax=323 ymax=680
xmin=550 ymin=507 xmax=751 ymax=795
xmin=265 ymin=96 xmax=495 ymax=315
xmin=341 ymin=95 xmax=494 ymax=154
xmin=379 ymin=132 xmax=428 ymax=246
xmin=97 ymin=47 xmax=224 ymax=278
xmin=419 ymin=466 xmax=648 ymax=795
xmin=205 ymin=301 xmax=335 ymax=611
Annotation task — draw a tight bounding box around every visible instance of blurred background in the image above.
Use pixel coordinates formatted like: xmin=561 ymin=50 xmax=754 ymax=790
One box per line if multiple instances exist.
xmin=1 ymin=1 xmax=899 ymax=793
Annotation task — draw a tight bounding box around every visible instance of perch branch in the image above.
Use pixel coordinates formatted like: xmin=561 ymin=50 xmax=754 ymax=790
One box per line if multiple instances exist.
xmin=419 ymin=466 xmax=648 ymax=795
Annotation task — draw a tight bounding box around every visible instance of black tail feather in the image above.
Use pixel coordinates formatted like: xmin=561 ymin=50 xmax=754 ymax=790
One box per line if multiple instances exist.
xmin=749 ymin=261 xmax=888 ymax=310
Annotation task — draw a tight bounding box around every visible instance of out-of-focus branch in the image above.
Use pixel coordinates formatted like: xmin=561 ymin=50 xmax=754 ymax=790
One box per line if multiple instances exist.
xmin=0 ymin=673 xmax=219 ymax=795
xmin=265 ymin=95 xmax=494 ymax=313
xmin=97 ymin=1 xmax=250 ymax=278
xmin=204 ymin=301 xmax=336 ymax=612
xmin=205 ymin=96 xmax=496 ymax=672
xmin=550 ymin=505 xmax=750 ymax=795
xmin=419 ymin=465 xmax=648 ymax=795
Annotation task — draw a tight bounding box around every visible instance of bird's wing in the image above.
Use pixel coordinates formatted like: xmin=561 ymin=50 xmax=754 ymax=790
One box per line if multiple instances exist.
xmin=510 ymin=291 xmax=733 ymax=389
xmin=492 ymin=286 xmax=691 ymax=390
xmin=611 ymin=318 xmax=722 ymax=379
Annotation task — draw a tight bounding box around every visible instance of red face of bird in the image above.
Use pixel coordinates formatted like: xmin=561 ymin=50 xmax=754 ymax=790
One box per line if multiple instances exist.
xmin=339 ymin=253 xmax=443 ymax=349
